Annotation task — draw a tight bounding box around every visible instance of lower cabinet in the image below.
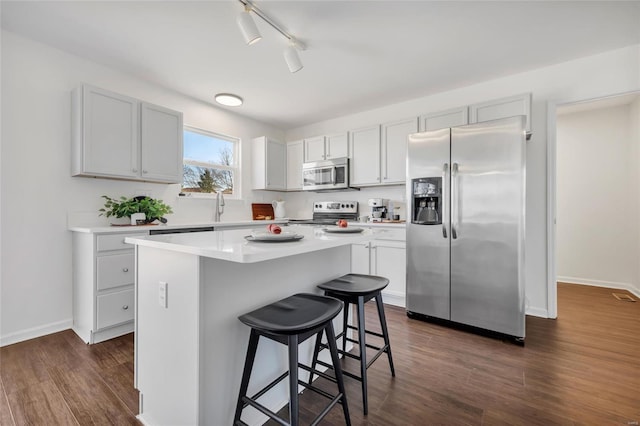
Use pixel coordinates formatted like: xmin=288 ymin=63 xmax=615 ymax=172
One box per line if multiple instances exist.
xmin=350 ymin=233 xmax=406 ymax=307
xmin=72 ymin=231 xmax=144 ymax=344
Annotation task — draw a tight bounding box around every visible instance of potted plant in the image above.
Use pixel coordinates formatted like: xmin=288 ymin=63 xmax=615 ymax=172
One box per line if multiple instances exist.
xmin=99 ymin=195 xmax=173 ymax=224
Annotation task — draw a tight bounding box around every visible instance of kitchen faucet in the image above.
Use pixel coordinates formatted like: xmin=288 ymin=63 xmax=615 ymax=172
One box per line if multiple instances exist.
xmin=214 ymin=192 xmax=225 ymax=222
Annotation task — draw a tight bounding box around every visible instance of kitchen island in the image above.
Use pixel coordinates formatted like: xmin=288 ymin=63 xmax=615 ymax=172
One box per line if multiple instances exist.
xmin=125 ymin=225 xmax=377 ymax=426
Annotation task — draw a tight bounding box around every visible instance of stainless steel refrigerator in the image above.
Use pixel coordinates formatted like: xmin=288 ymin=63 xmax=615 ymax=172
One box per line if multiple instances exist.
xmin=406 ymin=116 xmax=526 ymax=340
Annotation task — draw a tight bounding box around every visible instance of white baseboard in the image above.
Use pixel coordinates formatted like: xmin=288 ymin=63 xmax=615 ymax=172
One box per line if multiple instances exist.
xmin=558 ymin=276 xmax=640 ymax=298
xmin=381 ymin=291 xmax=406 ymax=308
xmin=0 ymin=318 xmax=73 ymax=347
xmin=525 ymin=306 xmax=549 ymax=318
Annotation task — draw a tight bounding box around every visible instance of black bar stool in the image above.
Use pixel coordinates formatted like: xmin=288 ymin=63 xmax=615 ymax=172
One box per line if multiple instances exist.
xmin=309 ymin=274 xmax=396 ymax=415
xmin=234 ymin=293 xmax=351 ymax=426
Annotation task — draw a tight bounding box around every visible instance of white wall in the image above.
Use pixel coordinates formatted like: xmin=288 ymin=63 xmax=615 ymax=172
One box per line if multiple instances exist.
xmin=631 ymin=98 xmax=640 ymax=291
xmin=557 ymin=104 xmax=639 ymax=295
xmin=0 ymin=31 xmax=284 ymax=345
xmin=285 ymin=44 xmax=640 ymax=318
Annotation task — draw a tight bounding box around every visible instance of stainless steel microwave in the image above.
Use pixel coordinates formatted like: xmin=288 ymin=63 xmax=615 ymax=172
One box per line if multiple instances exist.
xmin=302 ymin=158 xmax=350 ymax=191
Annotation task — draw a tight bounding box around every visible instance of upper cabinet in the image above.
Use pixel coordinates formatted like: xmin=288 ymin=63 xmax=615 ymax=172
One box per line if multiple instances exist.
xmin=286 ymin=140 xmax=304 ymax=191
xmin=252 ymin=136 xmax=286 ymax=191
xmin=420 ymin=106 xmax=468 ymax=131
xmin=350 ymin=125 xmax=381 ymax=186
xmin=469 ymin=93 xmax=532 ymax=132
xmin=304 ymin=132 xmax=348 ymax=162
xmin=382 ymin=118 xmax=418 ymax=185
xmin=71 ymin=84 xmax=183 ymax=184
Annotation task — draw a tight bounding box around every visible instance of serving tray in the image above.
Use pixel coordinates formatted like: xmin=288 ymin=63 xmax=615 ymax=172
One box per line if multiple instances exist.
xmin=245 ymin=233 xmax=304 ymax=243
xmin=321 ymin=227 xmax=364 ymax=234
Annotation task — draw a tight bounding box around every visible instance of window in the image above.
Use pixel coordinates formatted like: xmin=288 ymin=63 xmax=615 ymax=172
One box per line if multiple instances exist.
xmin=182 ymin=127 xmax=239 ymax=196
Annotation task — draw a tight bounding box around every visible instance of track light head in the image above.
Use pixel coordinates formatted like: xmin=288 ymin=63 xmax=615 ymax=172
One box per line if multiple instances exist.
xmin=237 ymin=6 xmax=262 ymax=45
xmin=283 ymin=42 xmax=303 ymax=73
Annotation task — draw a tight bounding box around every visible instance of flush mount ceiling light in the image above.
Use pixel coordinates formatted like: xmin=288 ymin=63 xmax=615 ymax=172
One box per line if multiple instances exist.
xmin=214 ymin=93 xmax=243 ymax=107
xmin=236 ymin=0 xmax=306 ymax=73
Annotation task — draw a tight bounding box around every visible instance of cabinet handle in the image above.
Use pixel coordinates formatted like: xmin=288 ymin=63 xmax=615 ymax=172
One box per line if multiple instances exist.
xmin=122 ymin=305 xmax=129 ymax=310
xmin=142 ymin=170 xmax=148 ymax=174
xmin=132 ymin=168 xmax=138 ymax=173
xmin=122 ymin=267 xmax=129 ymax=272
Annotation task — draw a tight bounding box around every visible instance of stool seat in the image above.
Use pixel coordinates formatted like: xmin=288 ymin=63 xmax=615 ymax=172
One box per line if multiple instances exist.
xmin=239 ymin=293 xmax=343 ymax=335
xmin=318 ymin=273 xmax=389 ymax=296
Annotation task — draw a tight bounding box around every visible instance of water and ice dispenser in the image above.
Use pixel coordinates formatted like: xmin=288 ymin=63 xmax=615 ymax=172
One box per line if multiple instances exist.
xmin=411 ymin=177 xmax=442 ymax=225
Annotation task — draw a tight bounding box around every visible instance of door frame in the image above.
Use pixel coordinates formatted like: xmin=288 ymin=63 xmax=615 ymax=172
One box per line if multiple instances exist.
xmin=546 ymin=90 xmax=640 ymax=319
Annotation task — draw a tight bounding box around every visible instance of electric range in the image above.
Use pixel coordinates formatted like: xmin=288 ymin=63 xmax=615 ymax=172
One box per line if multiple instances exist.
xmin=288 ymin=201 xmax=358 ymax=225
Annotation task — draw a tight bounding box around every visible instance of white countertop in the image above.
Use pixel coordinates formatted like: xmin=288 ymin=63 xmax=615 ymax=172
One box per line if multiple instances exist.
xmin=125 ymin=224 xmax=383 ymax=263
xmin=69 ymin=219 xmax=405 ymax=234
xmin=69 ymin=219 xmax=288 ymax=234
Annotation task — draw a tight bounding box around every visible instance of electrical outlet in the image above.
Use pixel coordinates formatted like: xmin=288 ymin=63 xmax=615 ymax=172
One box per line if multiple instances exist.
xmin=159 ymin=281 xmax=168 ymax=308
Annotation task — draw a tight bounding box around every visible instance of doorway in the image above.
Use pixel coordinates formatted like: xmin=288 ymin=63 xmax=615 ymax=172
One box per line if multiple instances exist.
xmin=547 ymin=91 xmax=640 ymax=318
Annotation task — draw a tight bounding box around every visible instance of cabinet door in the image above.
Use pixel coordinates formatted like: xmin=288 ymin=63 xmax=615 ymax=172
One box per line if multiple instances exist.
xmin=469 ymin=93 xmax=531 ymax=132
xmin=286 ymin=140 xmax=304 ymax=190
xmin=266 ymin=138 xmax=286 ymax=190
xmin=304 ymin=136 xmax=326 ymax=162
xmin=372 ymin=241 xmax=406 ymax=307
xmin=141 ymin=102 xmax=184 ymax=183
xmin=351 ymin=243 xmax=370 ymax=275
xmin=326 ymin=133 xmax=348 ymax=159
xmin=350 ymin=125 xmax=381 ymax=186
xmin=420 ymin=106 xmax=469 ymax=131
xmin=79 ymin=85 xmax=139 ymax=178
xmin=382 ymin=118 xmax=417 ymax=185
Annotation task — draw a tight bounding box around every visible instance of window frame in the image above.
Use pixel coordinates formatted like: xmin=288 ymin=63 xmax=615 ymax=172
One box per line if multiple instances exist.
xmin=181 ymin=125 xmax=240 ymax=199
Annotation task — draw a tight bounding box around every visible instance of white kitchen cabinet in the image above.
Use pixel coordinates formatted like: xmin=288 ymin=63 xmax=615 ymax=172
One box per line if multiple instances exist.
xmin=304 ymin=136 xmax=326 ymax=162
xmin=304 ymin=133 xmax=348 ymax=162
xmin=349 ymin=226 xmax=406 ymax=307
xmin=140 ymin=102 xmax=184 ymax=183
xmin=470 ymin=93 xmax=532 ymax=132
xmin=349 ymin=125 xmax=381 ymax=186
xmin=73 ymin=231 xmax=145 ymax=344
xmin=286 ymin=140 xmax=304 ymax=190
xmin=71 ymin=84 xmax=183 ymax=183
xmin=252 ymin=136 xmax=287 ymax=191
xmin=371 ymin=240 xmax=406 ymax=307
xmin=326 ymin=132 xmax=349 ymax=159
xmin=420 ymin=106 xmax=469 ymax=131
xmin=381 ymin=118 xmax=418 ymax=185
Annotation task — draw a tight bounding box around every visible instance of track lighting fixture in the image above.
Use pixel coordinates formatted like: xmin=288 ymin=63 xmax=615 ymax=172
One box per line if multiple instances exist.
xmin=236 ymin=0 xmax=306 ymax=73
xmin=237 ymin=5 xmax=262 ymax=45
xmin=283 ymin=41 xmax=303 ymax=73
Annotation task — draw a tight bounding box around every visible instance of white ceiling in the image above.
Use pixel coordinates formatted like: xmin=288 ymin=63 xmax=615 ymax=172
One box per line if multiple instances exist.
xmin=2 ymin=1 xmax=639 ymax=129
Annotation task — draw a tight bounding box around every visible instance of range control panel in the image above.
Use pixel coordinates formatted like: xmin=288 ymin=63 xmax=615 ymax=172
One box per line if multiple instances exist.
xmin=313 ymin=201 xmax=358 ymax=214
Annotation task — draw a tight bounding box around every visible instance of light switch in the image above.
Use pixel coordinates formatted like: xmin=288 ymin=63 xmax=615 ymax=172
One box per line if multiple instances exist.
xmin=159 ymin=281 xmax=168 ymax=308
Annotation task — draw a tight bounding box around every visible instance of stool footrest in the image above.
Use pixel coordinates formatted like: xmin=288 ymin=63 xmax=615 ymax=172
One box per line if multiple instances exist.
xmin=315 ymin=359 xmax=363 ymax=383
xmin=241 ymin=396 xmax=288 ymax=426
xmin=346 ymin=324 xmax=385 ymax=339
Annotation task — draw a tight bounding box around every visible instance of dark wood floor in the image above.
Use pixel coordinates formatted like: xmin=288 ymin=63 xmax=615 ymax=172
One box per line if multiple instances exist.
xmin=1 ymin=283 xmax=638 ymax=425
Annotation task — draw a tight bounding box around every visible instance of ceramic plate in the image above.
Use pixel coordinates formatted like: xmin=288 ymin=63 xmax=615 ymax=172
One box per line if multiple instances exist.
xmin=245 ymin=233 xmax=304 ymax=243
xmin=321 ymin=227 xmax=364 ymax=234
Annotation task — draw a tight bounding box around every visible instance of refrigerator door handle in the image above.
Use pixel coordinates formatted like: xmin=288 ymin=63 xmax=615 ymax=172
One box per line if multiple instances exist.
xmin=442 ymin=163 xmax=448 ymax=238
xmin=451 ymin=162 xmax=459 ymax=239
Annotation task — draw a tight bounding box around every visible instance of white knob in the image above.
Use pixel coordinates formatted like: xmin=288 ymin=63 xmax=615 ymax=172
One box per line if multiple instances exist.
xmin=122 ymin=267 xmax=129 ymax=272
xmin=122 ymin=305 xmax=129 ymax=310
xmin=142 ymin=170 xmax=148 ymax=174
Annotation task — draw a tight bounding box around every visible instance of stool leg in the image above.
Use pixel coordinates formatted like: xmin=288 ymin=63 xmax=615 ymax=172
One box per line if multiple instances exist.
xmin=356 ymin=296 xmax=368 ymax=415
xmin=342 ymin=301 xmax=350 ymax=354
xmin=375 ymin=293 xmax=396 ymax=377
xmin=325 ymin=323 xmax=351 ymax=426
xmin=234 ymin=329 xmax=260 ymax=425
xmin=288 ymin=334 xmax=300 ymax=426
xmin=308 ymin=329 xmax=324 ymax=385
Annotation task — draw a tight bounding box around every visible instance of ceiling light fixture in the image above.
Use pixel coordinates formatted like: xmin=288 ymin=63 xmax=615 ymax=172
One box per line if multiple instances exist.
xmin=236 ymin=0 xmax=306 ymax=73
xmin=237 ymin=5 xmax=262 ymax=45
xmin=214 ymin=93 xmax=243 ymax=107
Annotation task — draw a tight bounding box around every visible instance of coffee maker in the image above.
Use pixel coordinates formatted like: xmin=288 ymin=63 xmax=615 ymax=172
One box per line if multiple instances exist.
xmin=367 ymin=198 xmax=387 ymax=222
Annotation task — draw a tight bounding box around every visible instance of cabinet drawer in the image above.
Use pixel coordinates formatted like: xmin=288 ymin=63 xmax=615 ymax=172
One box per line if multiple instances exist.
xmin=372 ymin=228 xmax=406 ymax=241
xmin=97 ymin=253 xmax=135 ymax=290
xmin=96 ymin=233 xmax=146 ymax=252
xmin=97 ymin=288 xmax=134 ymax=329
